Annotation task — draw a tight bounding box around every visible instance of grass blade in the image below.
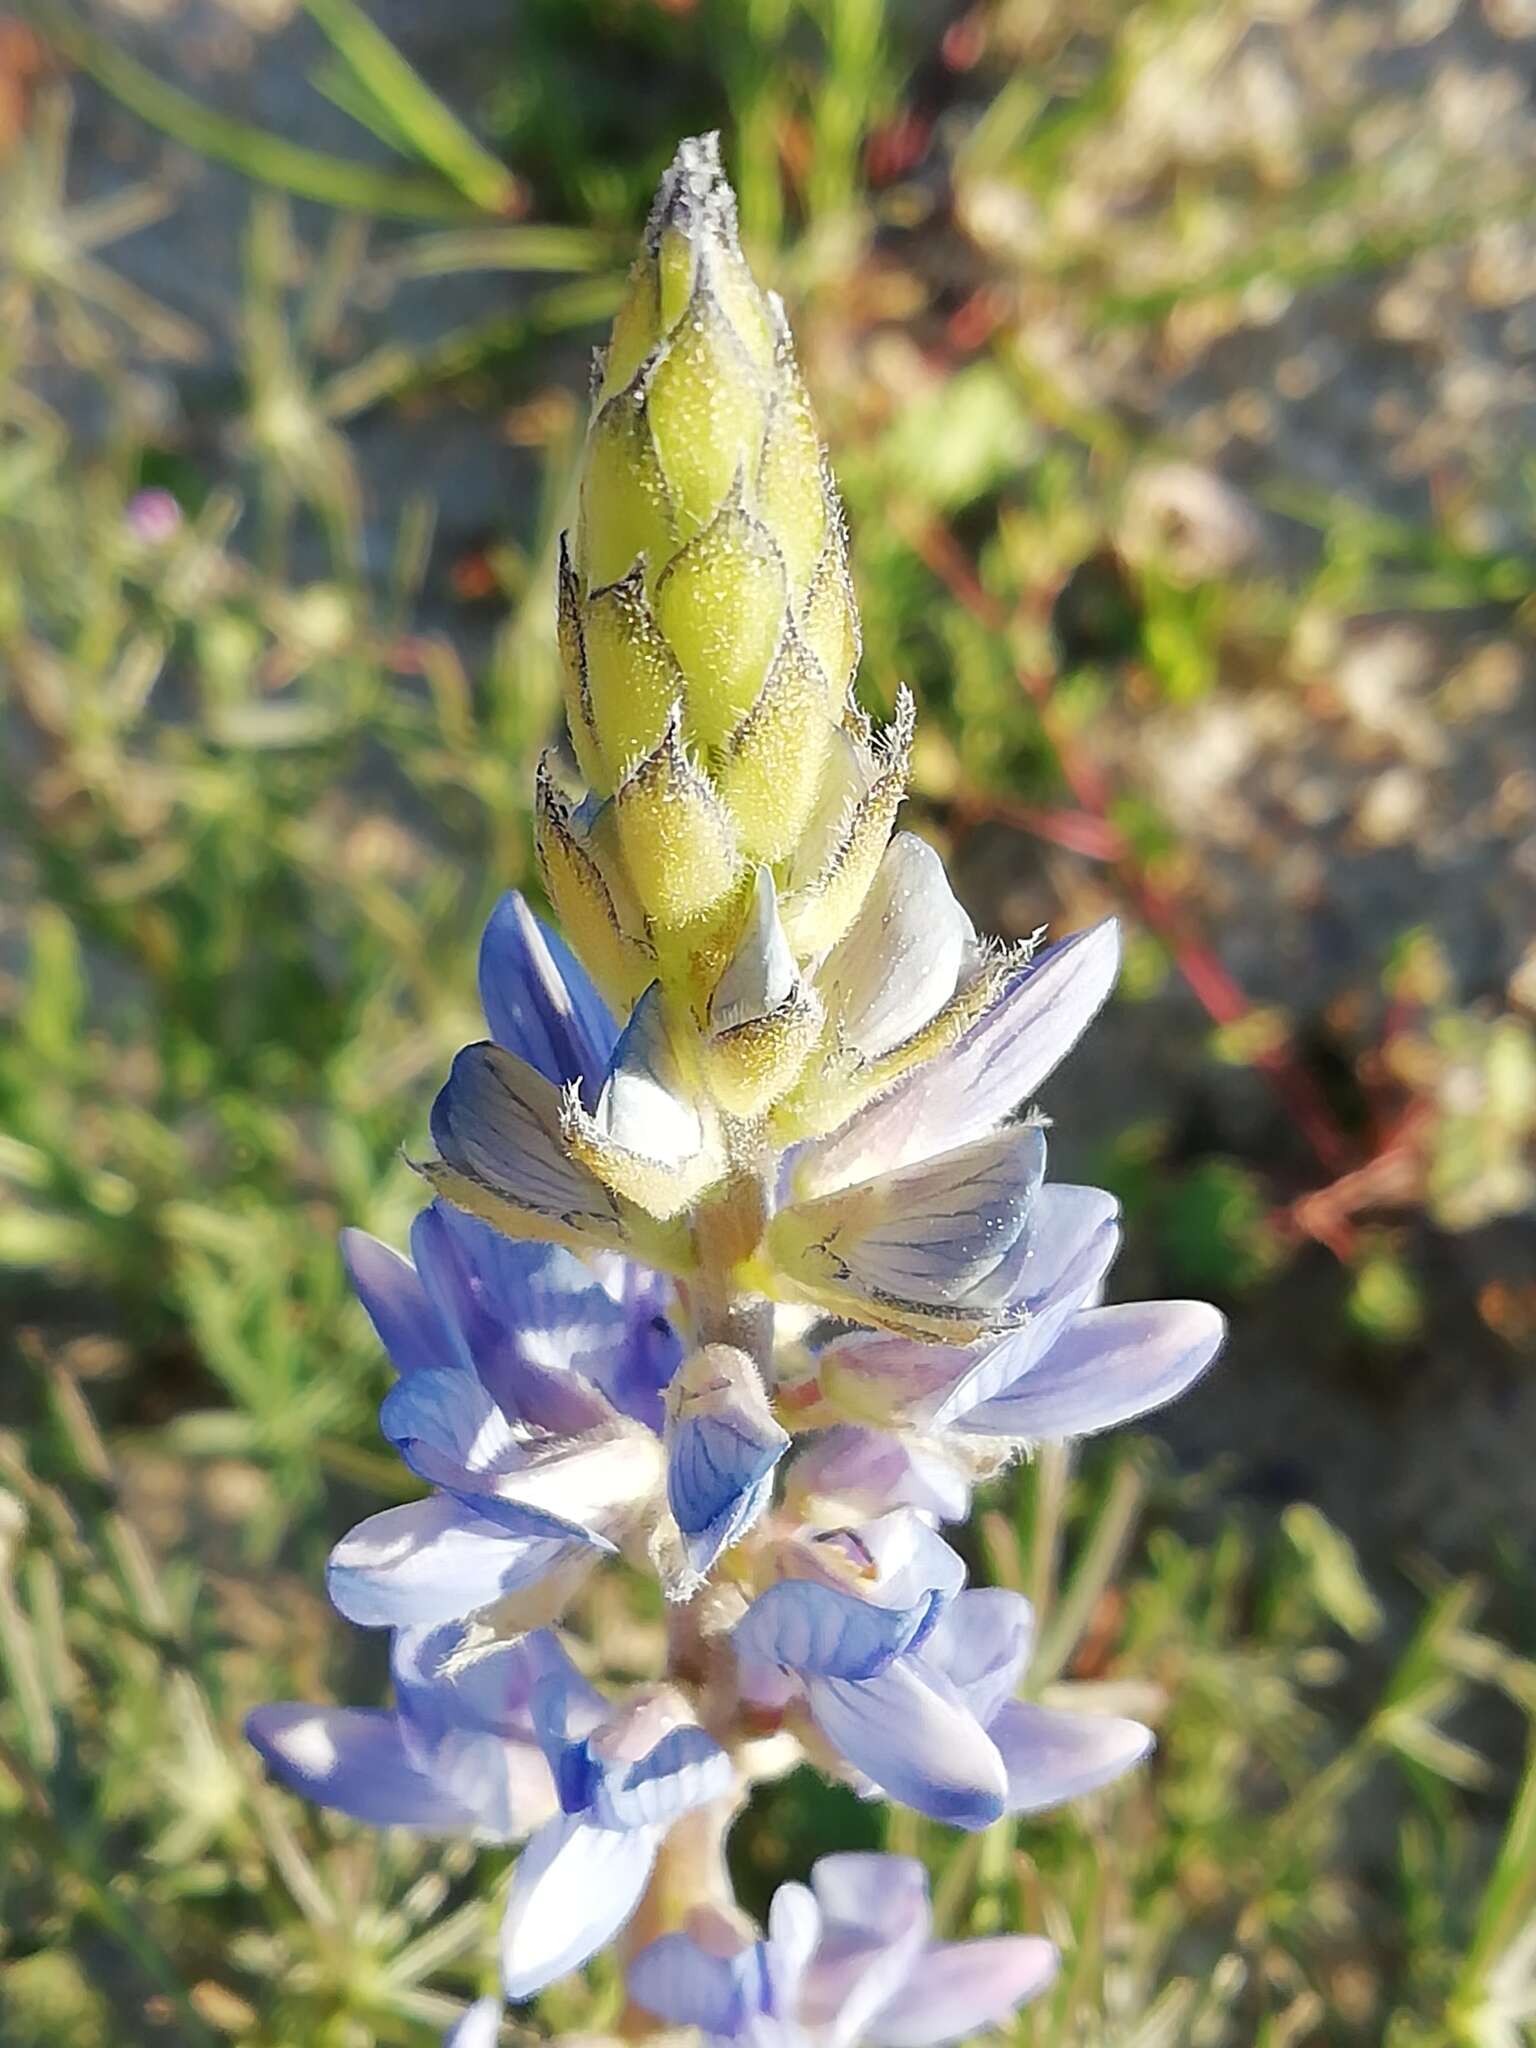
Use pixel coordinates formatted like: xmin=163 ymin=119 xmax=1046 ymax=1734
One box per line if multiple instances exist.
xmin=302 ymin=0 xmax=523 ymax=215
xmin=42 ymin=4 xmax=480 ymax=220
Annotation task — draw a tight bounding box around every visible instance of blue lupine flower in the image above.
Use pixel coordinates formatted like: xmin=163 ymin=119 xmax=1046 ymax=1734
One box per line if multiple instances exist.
xmin=477 ymin=889 xmax=618 ymax=1108
xmin=245 ymin=1623 xmax=565 ymax=1839
xmin=758 ymin=914 xmax=1142 ymax=1346
xmin=665 ymin=1343 xmax=791 ymax=1583
xmin=435 ymin=887 xmax=1132 ymax=1354
xmin=250 ymin=1620 xmax=734 ymax=2007
xmin=812 ymin=1176 xmax=1123 ymax=1415
xmin=783 ymin=1424 xmax=971 ymax=1527
xmin=734 ymin=1529 xmax=1149 ymax=1829
xmin=332 ymin=894 xmax=785 ymax=1623
xmin=430 ymin=895 xmax=730 ymax=1252
xmin=501 ymin=1676 xmax=734 ymax=1999
xmin=333 ymin=1201 xmax=791 ymax=1623
xmin=731 ymin=1508 xmax=1010 ymax=1828
xmin=628 ymin=1851 xmax=1057 ymax=2047
xmin=793 ymin=911 xmax=1122 ymax=1200
xmin=329 ymin=1198 xmax=674 ymax=1632
xmin=816 ymin=1246 xmax=1225 ymax=1452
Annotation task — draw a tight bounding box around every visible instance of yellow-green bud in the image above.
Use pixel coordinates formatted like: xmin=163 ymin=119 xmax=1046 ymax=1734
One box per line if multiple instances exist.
xmin=534 ymin=134 xmax=923 ymax=1149
xmin=555 ymin=135 xmax=862 ymax=935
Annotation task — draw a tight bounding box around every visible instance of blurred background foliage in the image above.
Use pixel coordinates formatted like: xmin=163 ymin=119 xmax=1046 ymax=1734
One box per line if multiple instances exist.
xmin=2 ymin=0 xmax=1535 ymax=2042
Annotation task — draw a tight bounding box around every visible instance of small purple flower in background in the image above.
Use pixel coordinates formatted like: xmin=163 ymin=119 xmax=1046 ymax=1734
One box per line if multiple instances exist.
xmin=125 ymin=485 xmax=181 ymax=544
xmin=246 ymin=135 xmax=1225 ymax=2033
xmin=628 ymin=1852 xmax=1058 ymax=2046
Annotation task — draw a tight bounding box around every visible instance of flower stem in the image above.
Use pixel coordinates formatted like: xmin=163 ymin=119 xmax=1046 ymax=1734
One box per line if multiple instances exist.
xmin=612 ymin=1170 xmax=775 ymax=2033
xmin=688 ymin=1169 xmax=774 ymax=1364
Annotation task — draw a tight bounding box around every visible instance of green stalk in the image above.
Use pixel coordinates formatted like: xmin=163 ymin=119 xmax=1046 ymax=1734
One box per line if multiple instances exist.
xmin=1027 ymin=1440 xmax=1073 ymax=1638
xmin=1031 ymin=1451 xmax=1148 ymax=1689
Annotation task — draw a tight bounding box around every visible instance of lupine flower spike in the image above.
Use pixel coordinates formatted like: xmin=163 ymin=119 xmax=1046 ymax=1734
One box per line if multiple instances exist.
xmin=248 ymin=134 xmax=1224 ymax=2041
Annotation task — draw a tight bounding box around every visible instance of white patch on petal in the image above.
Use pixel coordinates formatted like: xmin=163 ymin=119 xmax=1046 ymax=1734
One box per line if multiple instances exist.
xmin=816 ymin=834 xmax=980 ymax=1061
xmin=274 ymin=1712 xmax=342 ymax=1775
xmin=594 ymin=983 xmax=704 ymax=1169
xmin=486 ymin=1426 xmax=666 ymax=1538
xmin=710 ymin=867 xmax=799 ymax=1032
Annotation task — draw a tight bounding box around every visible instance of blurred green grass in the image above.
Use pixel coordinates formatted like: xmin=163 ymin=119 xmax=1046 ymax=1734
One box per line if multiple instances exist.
xmin=2 ymin=1 xmax=1536 ymax=2041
